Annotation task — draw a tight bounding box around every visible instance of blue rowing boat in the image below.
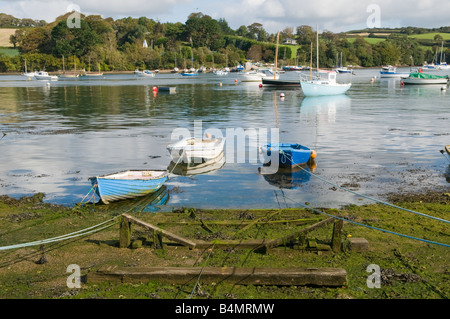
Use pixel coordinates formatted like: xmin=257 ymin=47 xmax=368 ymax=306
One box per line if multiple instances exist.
xmin=89 ymin=170 xmax=168 ymax=204
xmin=261 ymin=143 xmax=316 ymax=168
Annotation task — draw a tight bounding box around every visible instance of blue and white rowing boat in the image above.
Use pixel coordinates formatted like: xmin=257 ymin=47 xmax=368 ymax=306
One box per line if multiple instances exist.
xmin=261 ymin=143 xmax=316 ymax=168
xmin=89 ymin=170 xmax=168 ymax=204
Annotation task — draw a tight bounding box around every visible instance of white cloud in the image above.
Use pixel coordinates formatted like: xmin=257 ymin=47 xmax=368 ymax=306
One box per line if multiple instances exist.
xmin=220 ymin=0 xmax=450 ymax=33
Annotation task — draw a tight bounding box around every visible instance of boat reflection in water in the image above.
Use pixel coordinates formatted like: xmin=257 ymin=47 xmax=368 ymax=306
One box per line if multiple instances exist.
xmin=103 ymin=185 xmax=169 ymax=213
xmin=300 ymin=94 xmax=351 ymax=123
xmin=259 ymin=159 xmax=317 ymax=189
xmin=167 ymin=151 xmax=225 ymax=177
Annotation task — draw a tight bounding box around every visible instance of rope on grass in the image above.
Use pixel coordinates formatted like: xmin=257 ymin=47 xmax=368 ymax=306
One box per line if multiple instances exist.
xmin=0 ymin=217 xmax=120 ymax=251
xmin=280 ymin=191 xmax=450 ymax=248
xmin=279 ymin=150 xmax=450 ymax=224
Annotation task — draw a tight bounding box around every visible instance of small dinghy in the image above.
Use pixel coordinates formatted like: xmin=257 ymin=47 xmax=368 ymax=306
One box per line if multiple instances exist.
xmin=260 ymin=143 xmax=316 ymax=168
xmin=89 ymin=170 xmax=168 ymax=204
xmin=167 ymin=137 xmax=225 ymax=164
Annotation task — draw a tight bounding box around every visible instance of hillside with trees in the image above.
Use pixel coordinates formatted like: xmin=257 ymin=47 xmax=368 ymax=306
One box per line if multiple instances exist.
xmin=0 ymin=11 xmax=449 ymax=73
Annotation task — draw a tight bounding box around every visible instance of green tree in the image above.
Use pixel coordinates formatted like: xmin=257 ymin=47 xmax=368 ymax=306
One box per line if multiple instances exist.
xmin=296 ymin=25 xmax=315 ymax=44
xmin=184 ymin=13 xmax=224 ymax=50
xmin=50 ymin=19 xmax=100 ymax=57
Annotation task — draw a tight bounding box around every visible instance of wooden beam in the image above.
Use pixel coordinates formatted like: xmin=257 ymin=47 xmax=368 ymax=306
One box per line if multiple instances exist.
xmin=121 ymin=213 xmax=196 ymax=249
xmin=88 ymin=266 xmax=347 ymax=287
xmin=257 ymin=217 xmax=335 ymax=252
xmin=157 ymin=217 xmax=321 ymax=227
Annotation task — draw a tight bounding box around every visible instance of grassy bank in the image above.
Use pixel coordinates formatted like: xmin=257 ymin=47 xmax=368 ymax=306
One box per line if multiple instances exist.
xmin=0 ymin=192 xmax=448 ymax=300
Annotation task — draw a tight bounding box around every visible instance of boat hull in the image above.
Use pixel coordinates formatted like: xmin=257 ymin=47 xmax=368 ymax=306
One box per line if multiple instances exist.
xmin=35 ymin=74 xmax=58 ymax=81
xmin=262 ymin=78 xmax=300 ymax=86
xmin=168 ymin=151 xmax=225 ymax=176
xmin=380 ymin=72 xmax=410 ymax=78
xmin=89 ymin=170 xmax=168 ymax=204
xmin=402 ymin=78 xmax=448 ymax=85
xmin=445 ymin=145 xmax=450 ymax=156
xmin=167 ymin=138 xmax=225 ymax=163
xmin=300 ymin=81 xmax=351 ymax=96
xmin=261 ymin=143 xmax=313 ymax=168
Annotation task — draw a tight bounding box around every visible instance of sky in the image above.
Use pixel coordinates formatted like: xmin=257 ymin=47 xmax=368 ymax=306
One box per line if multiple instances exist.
xmin=1 ymin=0 xmax=449 ymax=33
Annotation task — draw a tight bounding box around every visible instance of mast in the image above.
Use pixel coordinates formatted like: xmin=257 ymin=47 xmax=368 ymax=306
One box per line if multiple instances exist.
xmin=274 ymin=31 xmax=279 ymax=80
xmin=310 ymin=42 xmax=313 ymax=80
xmin=316 ymin=24 xmax=319 ymax=73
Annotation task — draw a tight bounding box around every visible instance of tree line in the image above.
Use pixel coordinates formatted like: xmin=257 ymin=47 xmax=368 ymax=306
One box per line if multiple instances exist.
xmin=0 ymin=11 xmax=449 ymax=72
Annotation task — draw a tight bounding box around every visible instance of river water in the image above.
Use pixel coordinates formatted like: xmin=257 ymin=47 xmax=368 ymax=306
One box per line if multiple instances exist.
xmin=0 ymin=68 xmax=449 ymax=211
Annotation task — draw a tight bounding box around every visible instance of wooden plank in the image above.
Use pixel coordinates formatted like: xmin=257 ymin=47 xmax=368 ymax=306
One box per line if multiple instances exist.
xmin=157 ymin=217 xmax=321 ymax=227
xmin=88 ymin=266 xmax=347 ymax=287
xmin=122 ymin=213 xmax=196 ymax=249
xmin=258 ymin=217 xmax=335 ymax=252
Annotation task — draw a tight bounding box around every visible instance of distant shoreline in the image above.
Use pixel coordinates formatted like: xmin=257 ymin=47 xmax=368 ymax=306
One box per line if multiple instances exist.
xmin=0 ymin=65 xmax=422 ymax=76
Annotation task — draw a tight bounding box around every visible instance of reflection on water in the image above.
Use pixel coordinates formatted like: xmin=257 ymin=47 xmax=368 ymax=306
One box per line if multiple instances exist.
xmin=168 ymin=152 xmax=225 ymax=176
xmin=0 ymin=70 xmax=449 ymax=209
xmin=259 ymin=160 xmax=316 ymax=189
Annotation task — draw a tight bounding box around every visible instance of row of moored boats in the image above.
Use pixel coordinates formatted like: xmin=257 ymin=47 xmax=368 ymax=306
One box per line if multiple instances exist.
xmin=89 ymin=136 xmax=317 ymax=205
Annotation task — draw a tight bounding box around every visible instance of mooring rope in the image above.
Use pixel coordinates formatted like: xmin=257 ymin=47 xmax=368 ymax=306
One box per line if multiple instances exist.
xmin=279 ymin=150 xmax=450 ymax=224
xmin=189 ymin=242 xmax=216 ymax=299
xmin=0 ymin=217 xmax=120 ymax=251
xmin=167 ymin=148 xmax=186 ymax=180
xmin=280 ymin=191 xmax=450 ymax=248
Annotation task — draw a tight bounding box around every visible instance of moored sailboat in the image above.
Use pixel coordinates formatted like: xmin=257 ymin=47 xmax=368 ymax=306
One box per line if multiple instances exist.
xmin=300 ymin=25 xmax=351 ymax=96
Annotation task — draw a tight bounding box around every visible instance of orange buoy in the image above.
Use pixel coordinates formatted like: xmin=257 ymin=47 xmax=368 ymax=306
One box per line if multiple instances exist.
xmin=234 ymin=79 xmax=238 ymax=83
xmin=259 ymin=84 xmax=263 ymax=88
xmin=152 ymin=86 xmax=158 ymax=92
xmin=310 ymin=150 xmax=317 ymax=159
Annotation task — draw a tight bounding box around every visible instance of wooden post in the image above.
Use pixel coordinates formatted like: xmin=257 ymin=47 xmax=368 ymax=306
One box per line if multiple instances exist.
xmin=119 ymin=216 xmax=132 ymax=248
xmin=331 ymin=219 xmax=343 ymax=253
xmin=121 ymin=213 xmax=197 ymax=249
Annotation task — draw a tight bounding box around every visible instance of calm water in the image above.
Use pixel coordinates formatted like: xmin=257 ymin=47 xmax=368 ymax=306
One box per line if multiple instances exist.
xmin=0 ymin=68 xmax=449 ymax=211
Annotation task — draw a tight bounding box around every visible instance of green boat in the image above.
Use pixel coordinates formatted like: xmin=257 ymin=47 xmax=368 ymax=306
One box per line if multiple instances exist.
xmin=402 ymin=72 xmax=449 ymax=85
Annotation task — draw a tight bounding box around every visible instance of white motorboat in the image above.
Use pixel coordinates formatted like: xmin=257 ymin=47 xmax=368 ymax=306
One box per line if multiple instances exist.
xmin=34 ymin=71 xmax=58 ymax=81
xmin=135 ymin=69 xmax=155 ymax=77
xmin=379 ymin=65 xmax=410 ymax=78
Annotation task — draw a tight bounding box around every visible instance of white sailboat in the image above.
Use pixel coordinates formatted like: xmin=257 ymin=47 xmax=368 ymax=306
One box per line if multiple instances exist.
xmin=22 ymin=59 xmax=37 ymax=78
xmin=437 ymin=41 xmax=449 ymax=70
xmin=300 ymin=25 xmax=351 ymax=96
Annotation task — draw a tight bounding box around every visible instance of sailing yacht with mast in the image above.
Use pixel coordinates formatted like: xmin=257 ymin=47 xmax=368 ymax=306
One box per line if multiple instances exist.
xmin=437 ymin=41 xmax=449 ymax=70
xmin=83 ymin=56 xmax=103 ymax=77
xmin=22 ymin=58 xmax=37 ymax=78
xmin=58 ymin=55 xmax=79 ymax=79
xmin=300 ymin=25 xmax=351 ymax=96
